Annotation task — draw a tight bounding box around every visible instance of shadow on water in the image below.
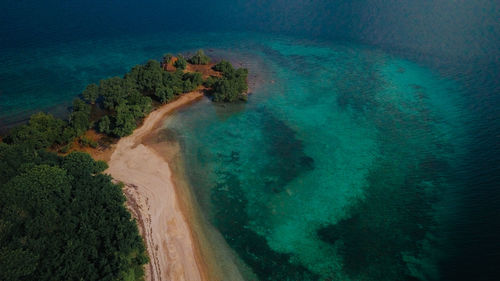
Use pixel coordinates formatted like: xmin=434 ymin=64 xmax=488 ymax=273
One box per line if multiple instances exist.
xmin=258 ymin=108 xmax=314 ymax=193
xmin=317 ymin=157 xmax=442 ymax=281
xmin=208 ymin=108 xmax=318 ymax=280
xmin=211 ymin=171 xmax=319 ymax=281
xmin=159 ymin=38 xmax=466 ymax=281
xmin=334 ymin=56 xmax=386 ymax=113
xmin=315 ymin=58 xmax=456 ymax=281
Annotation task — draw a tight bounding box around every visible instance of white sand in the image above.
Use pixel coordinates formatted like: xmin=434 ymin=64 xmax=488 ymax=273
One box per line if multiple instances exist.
xmin=106 ymin=91 xmax=207 ymax=281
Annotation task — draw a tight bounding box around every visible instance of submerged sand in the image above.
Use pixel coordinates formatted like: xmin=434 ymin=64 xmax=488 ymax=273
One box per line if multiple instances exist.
xmin=105 ymin=90 xmax=250 ymax=281
xmin=106 ymin=91 xmax=207 ymax=281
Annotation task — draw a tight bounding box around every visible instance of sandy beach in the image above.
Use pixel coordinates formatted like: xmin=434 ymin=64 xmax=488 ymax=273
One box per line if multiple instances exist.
xmin=101 ymin=56 xmax=260 ymax=281
xmin=105 ymin=91 xmax=208 ymax=281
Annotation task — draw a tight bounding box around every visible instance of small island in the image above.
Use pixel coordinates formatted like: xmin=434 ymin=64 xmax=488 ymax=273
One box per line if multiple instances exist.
xmin=5 ymin=49 xmax=248 ymax=151
xmin=0 ymin=50 xmax=249 ymax=281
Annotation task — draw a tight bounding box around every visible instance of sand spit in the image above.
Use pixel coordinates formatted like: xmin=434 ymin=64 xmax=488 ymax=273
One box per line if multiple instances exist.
xmin=106 ymin=91 xmax=207 ymax=281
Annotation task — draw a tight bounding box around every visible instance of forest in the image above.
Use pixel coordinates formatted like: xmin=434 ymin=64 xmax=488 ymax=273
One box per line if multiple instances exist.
xmin=0 ymin=50 xmax=248 ymax=280
xmin=4 ymin=50 xmax=248 ymax=150
xmin=0 ymin=145 xmax=148 ymax=280
xmin=210 ymin=60 xmax=249 ymax=102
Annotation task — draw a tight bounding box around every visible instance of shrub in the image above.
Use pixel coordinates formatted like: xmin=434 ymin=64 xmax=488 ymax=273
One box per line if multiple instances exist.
xmin=79 ymin=136 xmax=98 ymax=148
xmin=212 ymin=60 xmax=234 ymax=74
xmin=162 ymin=53 xmax=173 ymax=65
xmin=174 ymin=55 xmax=187 ymax=70
xmin=98 ymin=116 xmax=111 ymax=134
xmin=0 ymin=148 xmax=147 ymax=281
xmin=211 ymin=63 xmax=249 ymax=102
xmin=82 ymin=83 xmax=99 ymax=104
xmin=5 ymin=112 xmax=66 ymax=149
xmin=188 ymin=49 xmax=210 ymax=65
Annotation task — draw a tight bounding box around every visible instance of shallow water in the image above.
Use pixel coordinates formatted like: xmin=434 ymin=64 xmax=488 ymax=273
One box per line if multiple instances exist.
xmin=1 ymin=26 xmax=498 ymax=280
xmin=159 ymin=34 xmax=468 ymax=281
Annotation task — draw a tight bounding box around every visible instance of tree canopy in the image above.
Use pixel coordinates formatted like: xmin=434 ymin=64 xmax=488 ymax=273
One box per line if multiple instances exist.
xmin=4 ymin=51 xmax=247 ymax=149
xmin=211 ymin=60 xmax=249 ymax=102
xmin=5 ymin=112 xmax=66 ymax=149
xmin=69 ymin=98 xmax=92 ymax=137
xmin=162 ymin=53 xmax=173 ymax=66
xmin=0 ymin=146 xmax=148 ymax=281
xmin=0 ymin=50 xmax=250 ymax=281
xmin=188 ymin=49 xmax=210 ymax=65
xmin=174 ymin=55 xmax=187 ymax=70
xmin=212 ymin=59 xmax=233 ymax=73
xmin=82 ymin=83 xmax=99 ymax=104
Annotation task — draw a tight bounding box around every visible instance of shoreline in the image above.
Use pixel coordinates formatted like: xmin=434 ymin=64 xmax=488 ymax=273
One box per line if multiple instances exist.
xmin=144 ymin=127 xmax=252 ymax=281
xmin=105 ymin=90 xmax=212 ymax=281
xmin=1 ymin=51 xmax=262 ymax=281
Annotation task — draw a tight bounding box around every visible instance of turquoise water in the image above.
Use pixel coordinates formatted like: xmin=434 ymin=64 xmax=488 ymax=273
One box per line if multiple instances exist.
xmin=0 ymin=30 xmax=473 ymax=280
xmin=0 ymin=32 xmax=261 ymax=127
xmin=161 ymin=35 xmax=466 ymax=281
xmin=2 ymin=1 xmax=499 ymax=279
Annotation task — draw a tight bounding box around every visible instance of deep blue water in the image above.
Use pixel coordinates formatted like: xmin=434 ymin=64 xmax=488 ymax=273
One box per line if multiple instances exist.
xmin=1 ymin=1 xmax=499 ymax=280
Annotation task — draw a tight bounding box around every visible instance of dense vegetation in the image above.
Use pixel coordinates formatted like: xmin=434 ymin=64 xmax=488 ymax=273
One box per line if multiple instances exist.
xmin=0 ymin=145 xmax=148 ymax=280
xmin=3 ymin=53 xmax=247 ymax=154
xmin=3 ymin=52 xmax=249 ymax=153
xmin=4 ymin=52 xmax=248 ymax=149
xmin=209 ymin=60 xmax=249 ymax=102
xmin=0 ymin=51 xmax=249 ymax=280
xmin=162 ymin=53 xmax=173 ymax=65
xmin=188 ymin=49 xmax=211 ymax=65
xmin=173 ymin=55 xmax=187 ymax=70
xmin=82 ymin=58 xmax=208 ymax=137
xmin=5 ymin=57 xmax=207 ymax=148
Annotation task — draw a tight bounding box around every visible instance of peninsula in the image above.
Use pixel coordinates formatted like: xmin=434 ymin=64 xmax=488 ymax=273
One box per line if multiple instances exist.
xmin=0 ymin=50 xmax=249 ymax=281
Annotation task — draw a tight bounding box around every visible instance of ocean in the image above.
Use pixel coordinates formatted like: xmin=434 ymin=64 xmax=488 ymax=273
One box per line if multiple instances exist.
xmin=1 ymin=1 xmax=499 ymax=280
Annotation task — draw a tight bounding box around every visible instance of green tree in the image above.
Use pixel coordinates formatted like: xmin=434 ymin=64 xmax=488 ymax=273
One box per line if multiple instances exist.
xmin=82 ymin=83 xmax=99 ymax=104
xmin=188 ymin=49 xmax=210 ymax=65
xmin=0 ymin=148 xmax=148 ymax=281
xmin=98 ymin=77 xmax=130 ymax=110
xmin=182 ymin=80 xmax=193 ymax=93
xmin=72 ymin=98 xmax=91 ymax=114
xmin=98 ymin=116 xmax=111 ymax=134
xmin=61 ymin=126 xmax=77 ymax=144
xmin=174 ymin=55 xmax=187 ymax=70
xmin=69 ymin=111 xmax=90 ymax=136
xmin=162 ymin=70 xmax=184 ymax=94
xmin=139 ymin=60 xmax=163 ymax=92
xmin=211 ymin=63 xmax=249 ymax=102
xmin=127 ymin=91 xmax=152 ymax=117
xmin=204 ymin=76 xmax=217 ymax=88
xmin=155 ymin=86 xmax=175 ymax=103
xmin=62 ymin=151 xmax=108 ymax=178
xmin=212 ymin=60 xmax=234 ymax=74
xmin=112 ymin=103 xmax=137 ymax=137
xmin=183 ymin=72 xmax=203 ymax=88
xmin=124 ymin=65 xmax=143 ymax=90
xmin=5 ymin=112 xmax=65 ymax=148
xmin=0 ymin=164 xmax=72 ymax=280
xmin=213 ymin=78 xmax=240 ymax=102
xmin=69 ymin=98 xmax=91 ymax=136
xmin=162 ymin=53 xmax=173 ymax=65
